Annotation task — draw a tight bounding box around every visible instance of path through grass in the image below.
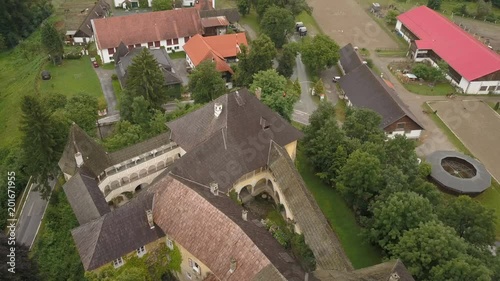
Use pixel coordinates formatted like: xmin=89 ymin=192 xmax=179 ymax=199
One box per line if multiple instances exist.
xmin=296 ymin=150 xmax=382 ymax=269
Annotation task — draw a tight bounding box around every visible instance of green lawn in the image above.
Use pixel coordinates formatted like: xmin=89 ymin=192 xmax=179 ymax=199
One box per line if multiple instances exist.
xmin=296 ymin=150 xmax=383 ymax=269
xmin=0 ymin=40 xmax=46 ymax=148
xmin=112 ymin=79 xmax=123 ymax=105
xmin=335 ymin=99 xmax=347 ymax=123
xmin=100 ymin=62 xmax=116 ymax=70
xmin=296 ymin=11 xmax=323 ymax=36
xmin=38 ymin=56 xmax=103 ymax=99
xmin=240 ymin=11 xmax=261 ymax=36
xmin=403 ymin=82 xmax=457 ymax=96
xmin=169 ymin=51 xmax=186 ymax=60
xmin=424 ymin=102 xmax=500 ymax=239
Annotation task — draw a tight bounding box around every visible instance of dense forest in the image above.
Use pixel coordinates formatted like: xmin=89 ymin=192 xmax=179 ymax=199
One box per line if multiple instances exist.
xmin=0 ymin=0 xmax=53 ymax=49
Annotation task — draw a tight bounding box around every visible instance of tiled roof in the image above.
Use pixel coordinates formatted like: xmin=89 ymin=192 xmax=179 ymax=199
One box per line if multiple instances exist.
xmin=313 ymin=259 xmax=415 ymax=281
xmin=167 ymin=89 xmax=303 ymax=192
xmin=339 ymin=64 xmax=423 ymax=130
xmin=201 ymin=16 xmax=229 ymax=28
xmin=63 ymin=167 xmax=110 ymax=225
xmin=71 ymin=189 xmax=165 ymax=271
xmin=75 ymin=0 xmax=110 ymax=37
xmin=183 ymin=33 xmax=247 ymax=73
xmin=397 ymin=6 xmax=500 ymax=81
xmin=267 ymin=142 xmax=353 ymax=271
xmin=200 ymin=8 xmax=241 ymax=23
xmin=152 ymin=175 xmax=305 ymax=281
xmin=92 ymin=8 xmax=202 ymax=50
xmin=339 ymin=43 xmax=364 ymax=74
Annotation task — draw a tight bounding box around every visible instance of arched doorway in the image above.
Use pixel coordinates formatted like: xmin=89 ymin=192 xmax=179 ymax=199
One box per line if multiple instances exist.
xmin=239 ymin=185 xmax=252 ymax=203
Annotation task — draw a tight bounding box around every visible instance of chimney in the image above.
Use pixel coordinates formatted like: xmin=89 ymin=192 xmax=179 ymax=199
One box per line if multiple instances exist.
xmin=146 ymin=210 xmax=155 ymax=229
xmin=75 ymin=152 xmax=84 ymax=168
xmin=255 ymin=87 xmax=262 ymax=100
xmin=389 ymin=273 xmax=400 ymax=281
xmin=242 ymin=209 xmax=248 ymax=221
xmin=214 ymin=103 xmax=223 ymax=118
xmin=229 ymin=258 xmax=237 ymax=273
xmin=210 ymin=182 xmax=219 ymax=196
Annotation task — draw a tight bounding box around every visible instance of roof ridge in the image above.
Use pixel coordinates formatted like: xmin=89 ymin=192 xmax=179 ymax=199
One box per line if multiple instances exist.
xmin=81 ymin=217 xmax=105 ymax=270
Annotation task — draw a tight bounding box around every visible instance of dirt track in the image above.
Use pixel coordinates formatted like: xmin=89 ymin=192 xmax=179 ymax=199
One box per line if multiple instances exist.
xmin=308 ymin=0 xmax=398 ymax=49
xmin=452 ymin=16 xmax=500 ymax=51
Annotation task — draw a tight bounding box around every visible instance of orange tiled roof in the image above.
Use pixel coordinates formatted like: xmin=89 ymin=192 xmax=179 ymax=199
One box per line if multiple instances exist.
xmin=92 ymin=8 xmax=202 ymax=50
xmin=183 ymin=33 xmax=248 ymax=73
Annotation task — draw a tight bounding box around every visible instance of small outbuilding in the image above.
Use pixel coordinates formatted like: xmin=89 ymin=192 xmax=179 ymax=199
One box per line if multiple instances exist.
xmin=427 ymin=150 xmax=491 ymax=195
xmin=41 ymin=70 xmax=51 ymax=80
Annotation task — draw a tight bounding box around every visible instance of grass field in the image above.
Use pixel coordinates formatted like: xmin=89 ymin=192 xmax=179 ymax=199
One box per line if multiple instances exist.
xmin=404 ymin=82 xmax=457 ymax=96
xmin=38 ymin=56 xmax=103 ymax=99
xmin=0 ymin=37 xmax=46 ymax=148
xmin=296 ymin=150 xmax=383 ymax=269
xmin=296 ymin=11 xmax=322 ymax=36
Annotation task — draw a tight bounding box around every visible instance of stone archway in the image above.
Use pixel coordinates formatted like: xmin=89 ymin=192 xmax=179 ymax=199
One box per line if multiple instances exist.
xmin=239 ymin=185 xmax=253 ymax=203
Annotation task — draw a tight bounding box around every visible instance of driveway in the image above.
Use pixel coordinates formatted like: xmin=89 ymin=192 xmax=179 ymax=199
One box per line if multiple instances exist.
xmin=94 ymin=67 xmax=119 ymax=115
xmin=170 ymin=58 xmax=189 ymax=86
xmin=16 ymin=180 xmax=55 ymax=249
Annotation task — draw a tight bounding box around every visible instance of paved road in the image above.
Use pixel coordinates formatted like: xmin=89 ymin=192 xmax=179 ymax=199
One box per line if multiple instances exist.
xmin=16 ymin=180 xmax=55 ymax=249
xmin=94 ymin=67 xmax=119 ymax=115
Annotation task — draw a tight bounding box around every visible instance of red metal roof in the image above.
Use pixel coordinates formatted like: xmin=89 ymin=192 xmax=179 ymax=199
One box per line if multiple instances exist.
xmin=398 ymin=6 xmax=500 ymax=81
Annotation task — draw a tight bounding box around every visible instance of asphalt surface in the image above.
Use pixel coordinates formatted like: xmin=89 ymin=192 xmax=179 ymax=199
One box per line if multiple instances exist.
xmin=16 ymin=180 xmax=55 ymax=249
xmin=94 ymin=67 xmax=119 ymax=115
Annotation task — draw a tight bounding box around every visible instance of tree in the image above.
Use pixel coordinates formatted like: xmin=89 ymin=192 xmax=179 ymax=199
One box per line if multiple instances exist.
xmin=476 ymin=0 xmax=492 ymax=19
xmin=41 ymin=22 xmax=64 ymax=65
xmin=313 ymin=79 xmax=325 ymax=96
xmin=0 ymin=233 xmax=39 ymax=280
xmin=20 ymin=95 xmax=61 ymax=197
xmin=42 ymin=92 xmax=67 ymax=113
xmin=65 ymin=93 xmax=98 ymax=135
xmin=152 ymin=0 xmax=172 ymax=10
xmin=385 ymin=10 xmax=399 ymax=25
xmin=188 ymin=60 xmax=227 ymax=104
xmin=390 ymin=221 xmax=468 ymax=281
xmin=493 ymin=0 xmax=500 ymax=9
xmin=300 ymin=34 xmax=340 ymax=74
xmin=0 ymin=34 xmax=6 ymax=51
xmin=277 ymin=43 xmax=298 ymax=78
xmin=412 ymin=63 xmax=444 ymax=82
xmin=343 ymin=108 xmax=385 ymax=143
xmin=427 ymin=0 xmax=441 ymax=10
xmin=234 ymin=35 xmax=277 ymax=86
xmin=368 ymin=191 xmax=437 ymax=251
xmin=438 ymin=195 xmax=496 ymax=246
xmin=260 ymin=6 xmax=295 ymax=48
xmin=384 ymin=135 xmax=419 ymax=181
xmin=126 ymin=48 xmax=167 ymax=108
xmin=237 ymin=0 xmax=250 ymax=15
xmin=337 ymin=150 xmax=384 ymax=214
xmin=304 ymin=101 xmax=336 ymax=138
xmin=104 ymin=121 xmax=144 ymax=151
xmin=250 ymin=69 xmax=297 ymax=120
xmin=429 ymin=256 xmax=493 ymax=281
xmin=256 ymin=0 xmax=273 ymax=17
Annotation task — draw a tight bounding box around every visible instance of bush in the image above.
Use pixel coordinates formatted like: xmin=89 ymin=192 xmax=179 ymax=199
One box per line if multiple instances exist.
xmin=453 ymin=4 xmax=469 ymax=17
xmin=111 ymin=73 xmax=118 ymax=80
xmin=365 ymin=58 xmax=374 ymax=69
xmin=291 ymin=234 xmax=316 ymax=272
xmin=64 ymin=52 xmax=82 ymax=59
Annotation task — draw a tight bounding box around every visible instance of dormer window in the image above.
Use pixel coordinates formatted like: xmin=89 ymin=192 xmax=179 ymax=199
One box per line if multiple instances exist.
xmin=136 ymin=246 xmax=146 ymax=257
xmin=113 ymin=257 xmax=124 ymax=268
xmin=260 ymin=117 xmax=270 ymax=130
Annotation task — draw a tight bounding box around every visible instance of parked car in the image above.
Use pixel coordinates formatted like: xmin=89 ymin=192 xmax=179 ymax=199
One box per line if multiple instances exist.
xmin=332 ymin=76 xmax=341 ymax=82
xmin=90 ymin=57 xmax=99 ymax=68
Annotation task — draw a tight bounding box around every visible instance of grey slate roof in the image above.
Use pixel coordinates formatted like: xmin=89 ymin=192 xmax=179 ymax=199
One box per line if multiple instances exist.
xmin=115 ymin=47 xmax=182 ymax=88
xmin=339 ymin=43 xmax=364 ymax=75
xmin=313 ymin=259 xmax=415 ymax=281
xmin=267 ymin=142 xmax=353 ymax=272
xmin=74 ymin=0 xmax=110 ymax=38
xmin=427 ymin=150 xmax=491 ymax=194
xmin=63 ymin=167 xmax=110 ymax=225
xmin=339 ymin=64 xmax=423 ymax=130
xmin=200 ymin=8 xmax=241 ymax=23
xmin=167 ymin=89 xmax=303 ymax=192
xmin=152 ymin=174 xmax=305 ymax=281
xmin=71 ymin=189 xmax=165 ymax=271
xmin=58 ymin=123 xmax=112 ymax=177
xmin=59 ymin=124 xmax=171 ymax=178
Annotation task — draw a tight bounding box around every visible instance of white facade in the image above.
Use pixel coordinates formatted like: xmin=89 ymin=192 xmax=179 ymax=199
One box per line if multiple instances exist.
xmin=114 ymin=0 xmax=152 ymax=8
xmin=396 ymin=20 xmax=500 ymax=95
xmin=186 ymin=54 xmax=195 ymax=69
xmin=182 ymin=0 xmax=194 ymax=6
xmin=97 ymin=37 xmax=189 ymax=64
xmin=387 ymin=129 xmax=422 ymax=140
